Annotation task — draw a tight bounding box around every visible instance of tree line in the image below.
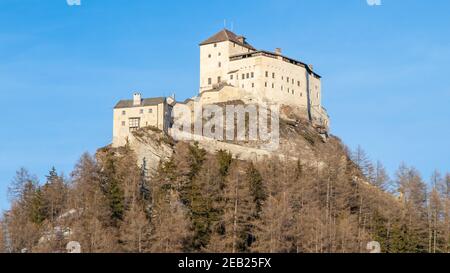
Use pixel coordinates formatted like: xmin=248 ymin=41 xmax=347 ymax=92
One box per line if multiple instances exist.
xmin=0 ymin=142 xmax=449 ymax=253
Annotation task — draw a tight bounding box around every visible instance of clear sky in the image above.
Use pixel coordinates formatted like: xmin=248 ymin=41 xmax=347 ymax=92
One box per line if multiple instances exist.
xmin=1 ymin=0 xmax=449 ymax=210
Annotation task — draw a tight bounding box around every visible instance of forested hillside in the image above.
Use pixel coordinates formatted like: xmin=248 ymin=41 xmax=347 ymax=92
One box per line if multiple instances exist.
xmin=1 ymin=132 xmax=449 ymax=253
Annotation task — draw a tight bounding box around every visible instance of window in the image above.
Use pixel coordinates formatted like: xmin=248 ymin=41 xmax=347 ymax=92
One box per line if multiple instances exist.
xmin=265 ymin=71 xmax=269 ymax=77
xmin=252 ymin=83 xmax=255 ymax=88
xmin=251 ymin=72 xmax=254 ymax=78
xmin=233 ymin=43 xmax=236 ymax=47
xmin=282 ymin=76 xmax=284 ymax=80
xmin=148 ymin=109 xmax=153 ymax=113
xmin=281 ymin=86 xmax=283 ymax=91
xmin=122 ymin=110 xmax=126 ymax=115
xmin=292 ymin=90 xmax=295 ymax=95
xmin=292 ymin=79 xmax=294 ymax=84
xmin=214 ymin=43 xmax=217 ymax=47
xmin=129 ymin=118 xmax=140 ymax=130
xmin=246 ymin=73 xmax=249 ymax=79
xmin=230 ymin=74 xmax=234 ymax=80
xmin=265 ymin=82 xmax=267 ymax=87
xmin=121 ymin=121 xmax=125 ymax=126
xmin=300 ymin=93 xmax=303 ymax=97
xmin=272 ymin=83 xmax=274 ymax=88
xmin=140 ymin=109 xmax=144 ymax=114
xmin=208 ymin=78 xmax=212 ymax=85
xmin=242 ymin=74 xmax=245 ymax=80
xmin=287 ymin=77 xmax=290 ymax=83
xmin=288 ymin=88 xmax=290 ymax=93
xmin=218 ymin=62 xmax=221 ymax=67
xmin=208 ymin=54 xmax=211 ymax=58
xmin=218 ymin=52 xmax=221 ymax=56
xmin=217 ymin=76 xmax=221 ymax=83
xmin=297 ymin=81 xmax=301 ymax=87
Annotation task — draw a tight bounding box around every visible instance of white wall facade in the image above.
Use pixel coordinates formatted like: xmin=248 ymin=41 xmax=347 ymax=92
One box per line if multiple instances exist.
xmin=199 ymin=41 xmax=253 ymax=92
xmin=112 ymin=102 xmax=167 ymax=147
xmin=198 ymin=43 xmax=329 ymax=127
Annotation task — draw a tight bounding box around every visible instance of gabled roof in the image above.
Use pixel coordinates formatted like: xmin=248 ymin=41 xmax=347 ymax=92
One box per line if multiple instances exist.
xmin=114 ymin=97 xmax=166 ymax=109
xmin=200 ymin=29 xmax=256 ymax=50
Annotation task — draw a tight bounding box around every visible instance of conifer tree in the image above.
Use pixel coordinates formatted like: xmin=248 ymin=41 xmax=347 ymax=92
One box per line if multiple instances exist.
xmin=150 ymin=191 xmax=191 ymax=253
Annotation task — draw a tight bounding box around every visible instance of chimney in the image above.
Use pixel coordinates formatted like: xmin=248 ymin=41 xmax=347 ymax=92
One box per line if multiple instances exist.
xmin=308 ymin=64 xmax=314 ymax=71
xmin=275 ymin=48 xmax=282 ymax=55
xmin=237 ymin=36 xmax=246 ymax=44
xmin=133 ymin=92 xmax=142 ymax=106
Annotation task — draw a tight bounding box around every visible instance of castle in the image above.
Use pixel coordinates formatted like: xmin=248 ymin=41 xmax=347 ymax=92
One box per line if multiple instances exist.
xmin=112 ymin=29 xmax=329 ymax=147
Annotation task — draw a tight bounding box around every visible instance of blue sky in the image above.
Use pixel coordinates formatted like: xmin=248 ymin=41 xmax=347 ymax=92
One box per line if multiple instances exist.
xmin=1 ymin=0 xmax=449 ymax=210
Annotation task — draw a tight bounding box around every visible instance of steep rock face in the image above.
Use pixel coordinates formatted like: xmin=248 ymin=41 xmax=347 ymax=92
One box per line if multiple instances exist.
xmin=99 ymin=127 xmax=174 ymax=176
xmin=129 ymin=127 xmax=174 ymax=175
xmin=119 ymin=113 xmax=345 ymax=175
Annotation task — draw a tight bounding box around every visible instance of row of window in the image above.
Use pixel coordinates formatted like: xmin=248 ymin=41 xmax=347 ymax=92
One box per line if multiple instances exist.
xmin=121 ymin=117 xmax=140 ymax=127
xmin=208 ymin=52 xmax=222 ymax=58
xmin=121 ymin=109 xmax=153 ymax=115
xmin=224 ymin=70 xmax=308 ymax=89
xmin=264 ymin=82 xmax=301 ymax=96
xmin=208 ymin=77 xmax=221 ymax=85
xmin=265 ymin=71 xmax=303 ymax=87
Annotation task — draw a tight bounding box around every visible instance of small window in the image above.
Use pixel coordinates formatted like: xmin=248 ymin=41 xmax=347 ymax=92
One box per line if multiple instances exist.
xmin=292 ymin=79 xmax=294 ymax=84
xmin=252 ymin=83 xmax=254 ymax=88
xmin=272 ymin=73 xmax=275 ymax=79
xmin=218 ymin=52 xmax=221 ymax=56
xmin=272 ymin=83 xmax=274 ymax=88
xmin=217 ymin=76 xmax=221 ymax=83
xmin=208 ymin=78 xmax=212 ymax=85
xmin=282 ymin=76 xmax=284 ymax=80
xmin=281 ymin=86 xmax=283 ymax=91
xmin=300 ymin=93 xmax=303 ymax=97
xmin=246 ymin=73 xmax=249 ymax=79
xmin=251 ymin=72 xmax=254 ymax=78
xmin=242 ymin=74 xmax=245 ymax=80
xmin=297 ymin=81 xmax=301 ymax=87
xmin=230 ymin=74 xmax=234 ymax=80
xmin=122 ymin=110 xmax=126 ymax=115
xmin=265 ymin=82 xmax=267 ymax=87
xmin=218 ymin=62 xmax=221 ymax=67
xmin=148 ymin=109 xmax=153 ymax=113
xmin=140 ymin=109 xmax=144 ymax=114
xmin=208 ymin=54 xmax=211 ymax=58
xmin=233 ymin=43 xmax=236 ymax=47
xmin=292 ymin=90 xmax=295 ymax=95
xmin=214 ymin=43 xmax=217 ymax=48
xmin=129 ymin=118 xmax=140 ymax=129
xmin=287 ymin=77 xmax=290 ymax=83
xmin=265 ymin=71 xmax=269 ymax=77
